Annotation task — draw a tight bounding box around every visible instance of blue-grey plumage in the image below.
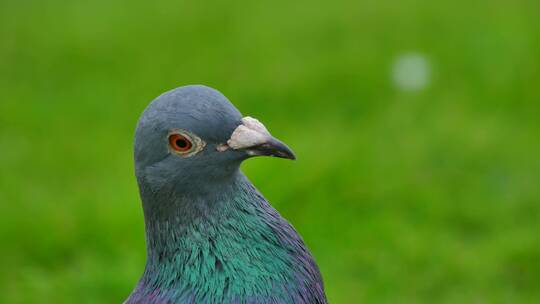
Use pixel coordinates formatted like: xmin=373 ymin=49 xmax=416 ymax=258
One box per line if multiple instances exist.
xmin=126 ymin=85 xmax=327 ymax=303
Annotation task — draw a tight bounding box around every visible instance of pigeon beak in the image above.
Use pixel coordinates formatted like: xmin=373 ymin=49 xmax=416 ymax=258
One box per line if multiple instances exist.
xmin=245 ymin=136 xmax=296 ymax=160
xmin=224 ymin=116 xmax=297 ymax=160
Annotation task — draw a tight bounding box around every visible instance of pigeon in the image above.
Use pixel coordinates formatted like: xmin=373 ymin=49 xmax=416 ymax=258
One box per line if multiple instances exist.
xmin=125 ymin=85 xmax=327 ymax=304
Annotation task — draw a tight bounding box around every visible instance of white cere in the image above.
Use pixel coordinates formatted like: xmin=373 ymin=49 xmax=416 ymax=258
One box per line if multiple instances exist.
xmin=226 ymin=116 xmax=271 ymax=150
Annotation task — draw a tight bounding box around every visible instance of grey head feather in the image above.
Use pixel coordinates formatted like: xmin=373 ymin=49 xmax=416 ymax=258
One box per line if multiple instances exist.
xmin=134 ymin=85 xmax=243 ymax=170
xmin=134 ymin=85 xmax=248 ymax=199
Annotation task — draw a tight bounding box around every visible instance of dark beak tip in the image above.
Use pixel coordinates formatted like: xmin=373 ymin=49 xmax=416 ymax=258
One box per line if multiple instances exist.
xmin=268 ymin=148 xmax=296 ymax=160
xmin=272 ymin=140 xmax=296 ymax=161
xmin=247 ymin=137 xmax=297 ymax=161
xmin=277 ymin=154 xmax=296 ymax=160
xmin=286 ymin=152 xmax=297 ymax=160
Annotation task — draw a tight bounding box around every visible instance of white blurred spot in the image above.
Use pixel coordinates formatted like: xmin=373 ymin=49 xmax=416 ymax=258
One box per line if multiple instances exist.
xmin=392 ymin=53 xmax=431 ymax=91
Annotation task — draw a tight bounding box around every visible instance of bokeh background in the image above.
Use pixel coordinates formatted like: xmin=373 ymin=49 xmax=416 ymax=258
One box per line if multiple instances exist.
xmin=1 ymin=0 xmax=539 ymax=303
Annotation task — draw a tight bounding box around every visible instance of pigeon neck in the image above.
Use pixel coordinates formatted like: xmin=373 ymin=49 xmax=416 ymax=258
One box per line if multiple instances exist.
xmin=139 ymin=169 xmax=244 ymax=239
xmin=133 ymin=173 xmax=299 ymax=301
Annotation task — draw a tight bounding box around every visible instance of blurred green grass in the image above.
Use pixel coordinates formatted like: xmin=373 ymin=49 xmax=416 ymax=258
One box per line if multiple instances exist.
xmin=1 ymin=0 xmax=539 ymax=303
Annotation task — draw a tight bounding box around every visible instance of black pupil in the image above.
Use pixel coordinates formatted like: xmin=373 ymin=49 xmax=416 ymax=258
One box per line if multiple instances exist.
xmin=176 ymin=139 xmax=188 ymax=149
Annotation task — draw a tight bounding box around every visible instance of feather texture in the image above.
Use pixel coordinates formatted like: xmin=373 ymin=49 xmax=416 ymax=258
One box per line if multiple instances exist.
xmin=126 ymin=173 xmax=327 ymax=304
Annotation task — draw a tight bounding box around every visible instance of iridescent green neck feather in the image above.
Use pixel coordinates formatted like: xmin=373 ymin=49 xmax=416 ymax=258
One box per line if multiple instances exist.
xmin=127 ymin=173 xmax=325 ymax=303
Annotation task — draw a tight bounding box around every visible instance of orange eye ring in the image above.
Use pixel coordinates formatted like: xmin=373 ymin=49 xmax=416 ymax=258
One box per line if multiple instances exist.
xmin=168 ymin=133 xmax=193 ymax=152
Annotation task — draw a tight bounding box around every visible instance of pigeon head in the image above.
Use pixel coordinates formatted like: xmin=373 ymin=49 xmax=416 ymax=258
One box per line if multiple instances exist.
xmin=134 ymin=85 xmax=295 ymax=199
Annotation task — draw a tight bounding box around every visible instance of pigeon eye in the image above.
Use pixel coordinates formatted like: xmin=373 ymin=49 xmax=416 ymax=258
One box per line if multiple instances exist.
xmin=169 ymin=134 xmax=192 ymax=152
xmin=167 ymin=130 xmax=206 ymax=157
